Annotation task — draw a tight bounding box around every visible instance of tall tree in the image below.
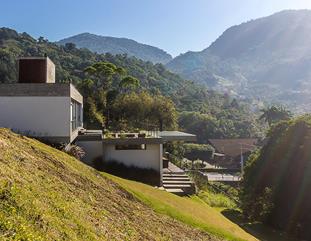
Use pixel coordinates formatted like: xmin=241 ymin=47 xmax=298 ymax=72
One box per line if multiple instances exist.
xmin=260 ymin=105 xmax=292 ymax=126
xmin=119 ymin=76 xmax=140 ymax=93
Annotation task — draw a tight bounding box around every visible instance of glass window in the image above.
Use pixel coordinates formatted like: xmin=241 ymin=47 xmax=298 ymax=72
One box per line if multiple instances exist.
xmin=71 ymin=99 xmax=82 ymax=131
xmin=115 ymin=144 xmax=146 ymax=150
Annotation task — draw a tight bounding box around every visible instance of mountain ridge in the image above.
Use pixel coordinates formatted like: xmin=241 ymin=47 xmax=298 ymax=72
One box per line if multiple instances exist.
xmin=167 ymin=9 xmax=311 ymax=112
xmin=57 ymin=32 xmax=172 ymax=64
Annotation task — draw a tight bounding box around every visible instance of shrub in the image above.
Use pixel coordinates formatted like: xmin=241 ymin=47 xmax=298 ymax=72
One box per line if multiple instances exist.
xmin=241 ymin=115 xmax=311 ymax=239
xmin=183 ymin=143 xmax=214 ymax=161
xmin=64 ymin=145 xmax=85 ymax=160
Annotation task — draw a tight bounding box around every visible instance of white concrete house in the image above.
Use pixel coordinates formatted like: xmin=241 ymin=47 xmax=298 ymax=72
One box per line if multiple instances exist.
xmin=0 ymin=57 xmax=83 ymax=143
xmin=0 ymin=56 xmax=197 ymax=188
xmin=86 ymin=131 xmax=196 ymax=186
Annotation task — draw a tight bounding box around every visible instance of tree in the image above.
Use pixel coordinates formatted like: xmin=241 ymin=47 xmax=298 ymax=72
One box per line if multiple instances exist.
xmin=241 ymin=116 xmax=311 ymax=239
xmin=259 ymin=105 xmax=292 ymax=126
xmin=151 ymin=94 xmax=177 ymax=131
xmin=84 ymin=97 xmax=105 ymax=129
xmin=119 ymin=76 xmax=140 ymax=93
xmin=84 ymin=62 xmax=125 ymax=90
xmin=37 ymin=36 xmax=47 ymax=43
xmin=110 ymin=92 xmax=177 ymax=131
xmin=64 ymin=42 xmax=76 ymax=52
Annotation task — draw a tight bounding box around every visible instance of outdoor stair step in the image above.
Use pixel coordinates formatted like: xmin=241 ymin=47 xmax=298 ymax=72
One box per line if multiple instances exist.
xmin=165 ymin=188 xmax=184 ymax=192
xmin=163 ymin=172 xmax=186 ymax=175
xmin=163 ymin=184 xmax=192 ymax=188
xmin=163 ymin=174 xmax=188 ymax=177
xmin=163 ymin=177 xmax=190 ymax=181
xmin=165 ymin=188 xmax=185 ymax=196
xmin=163 ymin=180 xmax=194 ymax=184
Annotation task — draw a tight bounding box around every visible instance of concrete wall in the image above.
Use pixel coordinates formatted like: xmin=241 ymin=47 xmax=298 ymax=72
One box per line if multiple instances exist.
xmin=0 ymin=96 xmax=70 ymax=140
xmin=18 ymin=57 xmax=55 ymax=83
xmin=75 ymin=140 xmax=103 ymax=166
xmin=104 ymin=144 xmax=163 ymax=172
xmin=46 ymin=58 xmax=56 ymax=83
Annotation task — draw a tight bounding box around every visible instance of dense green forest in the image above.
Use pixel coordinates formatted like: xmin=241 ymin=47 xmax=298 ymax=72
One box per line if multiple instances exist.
xmin=241 ymin=115 xmax=311 ymax=240
xmin=0 ymin=27 xmax=262 ymax=141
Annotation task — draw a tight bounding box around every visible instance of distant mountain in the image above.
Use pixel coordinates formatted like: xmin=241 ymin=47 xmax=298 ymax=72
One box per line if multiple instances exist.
xmin=58 ymin=33 xmax=172 ymax=64
xmin=167 ymin=10 xmax=311 ymax=112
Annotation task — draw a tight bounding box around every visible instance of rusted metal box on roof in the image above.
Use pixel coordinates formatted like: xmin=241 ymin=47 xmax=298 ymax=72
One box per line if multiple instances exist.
xmin=18 ymin=57 xmax=55 ymax=83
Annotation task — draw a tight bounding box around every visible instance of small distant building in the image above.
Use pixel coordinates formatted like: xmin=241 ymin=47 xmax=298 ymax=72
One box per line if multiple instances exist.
xmin=0 ymin=57 xmax=83 ymax=143
xmin=208 ymin=138 xmax=258 ymax=168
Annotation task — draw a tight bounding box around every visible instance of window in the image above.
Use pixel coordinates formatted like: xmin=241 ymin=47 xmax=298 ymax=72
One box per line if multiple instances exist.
xmin=71 ymin=99 xmax=82 ymax=131
xmin=115 ymin=144 xmax=146 ymax=150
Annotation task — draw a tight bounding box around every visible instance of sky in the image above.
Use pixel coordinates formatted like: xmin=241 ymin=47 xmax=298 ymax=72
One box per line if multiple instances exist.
xmin=1 ymin=0 xmax=311 ymax=56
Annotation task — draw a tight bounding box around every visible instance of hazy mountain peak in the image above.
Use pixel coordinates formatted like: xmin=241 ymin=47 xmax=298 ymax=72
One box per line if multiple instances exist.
xmin=167 ymin=10 xmax=311 ymax=112
xmin=57 ymin=32 xmax=172 ymax=64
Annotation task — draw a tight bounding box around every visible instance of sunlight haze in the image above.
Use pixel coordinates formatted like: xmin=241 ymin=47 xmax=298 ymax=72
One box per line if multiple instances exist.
xmin=1 ymin=0 xmax=311 ymax=56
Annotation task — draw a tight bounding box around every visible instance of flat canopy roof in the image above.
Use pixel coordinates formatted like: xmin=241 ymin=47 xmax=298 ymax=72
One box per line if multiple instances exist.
xmin=159 ymin=131 xmax=196 ymax=142
xmin=103 ymin=137 xmax=163 ymax=145
xmin=0 ymin=83 xmax=83 ymax=103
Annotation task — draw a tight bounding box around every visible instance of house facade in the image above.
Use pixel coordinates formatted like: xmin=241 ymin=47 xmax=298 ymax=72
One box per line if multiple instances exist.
xmin=0 ymin=57 xmax=83 ymax=143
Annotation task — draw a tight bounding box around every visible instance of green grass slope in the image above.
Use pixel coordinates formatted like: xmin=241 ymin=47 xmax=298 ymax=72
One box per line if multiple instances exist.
xmin=0 ymin=128 xmax=257 ymax=240
xmin=0 ymin=128 xmax=216 ymax=241
xmin=105 ymin=174 xmax=257 ymax=241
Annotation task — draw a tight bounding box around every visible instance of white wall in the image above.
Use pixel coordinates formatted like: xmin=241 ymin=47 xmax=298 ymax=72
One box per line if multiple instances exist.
xmin=104 ymin=144 xmax=162 ymax=172
xmin=0 ymin=96 xmax=70 ymax=138
xmin=76 ymin=140 xmax=103 ymax=166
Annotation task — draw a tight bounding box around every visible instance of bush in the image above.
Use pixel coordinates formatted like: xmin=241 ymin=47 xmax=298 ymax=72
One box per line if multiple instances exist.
xmin=198 ymin=191 xmax=237 ymax=209
xmin=64 ymin=145 xmax=85 ymax=160
xmin=190 ymin=172 xmax=238 ymax=209
xmin=241 ymin=115 xmax=311 ymax=239
xmin=183 ymin=143 xmax=214 ymax=161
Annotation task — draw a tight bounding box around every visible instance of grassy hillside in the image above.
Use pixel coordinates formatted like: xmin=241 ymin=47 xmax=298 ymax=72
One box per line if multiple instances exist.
xmin=0 ymin=128 xmax=216 ymax=241
xmin=0 ymin=129 xmax=258 ymax=240
xmin=105 ymin=174 xmax=257 ymax=241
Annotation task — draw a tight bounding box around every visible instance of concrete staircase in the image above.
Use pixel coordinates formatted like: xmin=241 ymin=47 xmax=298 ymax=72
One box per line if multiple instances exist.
xmin=163 ymin=173 xmax=196 ymax=196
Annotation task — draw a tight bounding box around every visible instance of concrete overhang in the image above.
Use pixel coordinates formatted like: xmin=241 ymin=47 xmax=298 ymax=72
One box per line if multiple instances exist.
xmin=0 ymin=83 xmax=83 ymax=104
xmin=159 ymin=131 xmax=197 ymax=142
xmin=103 ymin=137 xmax=163 ymax=145
xmin=76 ymin=130 xmax=103 ymax=141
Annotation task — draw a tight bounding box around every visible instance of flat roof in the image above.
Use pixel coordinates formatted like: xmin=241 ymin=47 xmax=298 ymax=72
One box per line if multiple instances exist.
xmin=159 ymin=131 xmax=197 ymax=142
xmin=76 ymin=129 xmax=103 ymax=141
xmin=208 ymin=138 xmax=258 ymax=157
xmin=103 ymin=137 xmax=163 ymax=145
xmin=0 ymin=83 xmax=83 ymax=103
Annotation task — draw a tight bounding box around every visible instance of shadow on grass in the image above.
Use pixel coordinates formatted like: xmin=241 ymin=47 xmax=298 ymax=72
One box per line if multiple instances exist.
xmin=221 ymin=209 xmax=298 ymax=241
xmin=93 ymin=158 xmax=160 ymax=186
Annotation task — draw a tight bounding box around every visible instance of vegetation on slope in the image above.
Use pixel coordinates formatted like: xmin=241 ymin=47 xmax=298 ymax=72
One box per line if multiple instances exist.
xmin=0 ymin=128 xmax=218 ymax=241
xmin=105 ymin=173 xmax=257 ymax=241
xmin=241 ymin=115 xmax=311 ymax=240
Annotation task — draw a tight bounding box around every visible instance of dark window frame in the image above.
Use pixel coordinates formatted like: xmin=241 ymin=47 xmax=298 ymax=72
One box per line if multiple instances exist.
xmin=115 ymin=144 xmax=147 ymax=150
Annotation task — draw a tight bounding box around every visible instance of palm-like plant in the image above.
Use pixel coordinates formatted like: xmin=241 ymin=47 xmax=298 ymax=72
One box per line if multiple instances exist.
xmin=260 ymin=105 xmax=292 ymax=126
